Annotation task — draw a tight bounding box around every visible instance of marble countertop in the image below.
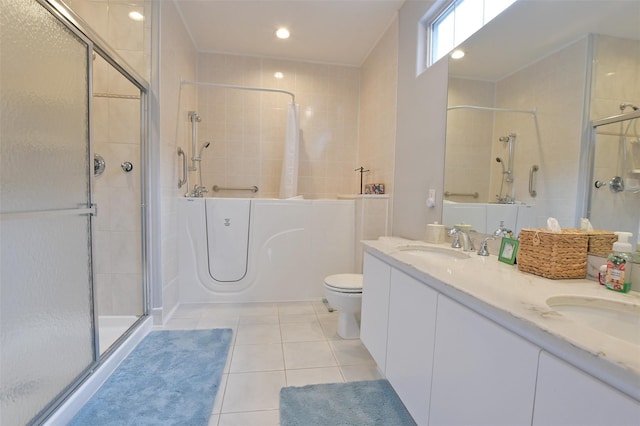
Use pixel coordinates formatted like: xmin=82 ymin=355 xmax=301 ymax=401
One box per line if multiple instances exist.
xmin=363 ymin=237 xmax=640 ymax=400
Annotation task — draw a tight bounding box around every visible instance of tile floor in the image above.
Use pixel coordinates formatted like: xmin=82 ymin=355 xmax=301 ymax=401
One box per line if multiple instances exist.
xmin=155 ymin=300 xmax=382 ymax=426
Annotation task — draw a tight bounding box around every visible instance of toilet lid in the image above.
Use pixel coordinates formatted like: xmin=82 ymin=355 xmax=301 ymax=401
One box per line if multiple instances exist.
xmin=324 ymin=273 xmax=363 ymax=292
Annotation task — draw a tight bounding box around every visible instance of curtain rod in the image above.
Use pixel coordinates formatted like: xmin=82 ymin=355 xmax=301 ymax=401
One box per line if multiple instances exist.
xmin=181 ymin=80 xmax=295 ymax=103
xmin=447 ymin=105 xmax=537 ymax=115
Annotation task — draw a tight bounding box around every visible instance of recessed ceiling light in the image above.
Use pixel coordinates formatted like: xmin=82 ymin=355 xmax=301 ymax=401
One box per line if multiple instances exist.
xmin=274 ymin=72 xmax=284 ymax=79
xmin=275 ymin=27 xmax=290 ymax=39
xmin=450 ymin=49 xmax=465 ymax=59
xmin=128 ymin=11 xmax=144 ymax=21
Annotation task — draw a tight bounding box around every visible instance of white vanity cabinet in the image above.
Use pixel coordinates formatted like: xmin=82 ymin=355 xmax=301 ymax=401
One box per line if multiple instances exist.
xmin=385 ymin=268 xmax=438 ymax=426
xmin=361 ymin=248 xmax=640 ymax=425
xmin=533 ymin=351 xmax=640 ymax=425
xmin=429 ymin=295 xmax=540 ymax=425
xmin=360 ymin=253 xmax=392 ymax=372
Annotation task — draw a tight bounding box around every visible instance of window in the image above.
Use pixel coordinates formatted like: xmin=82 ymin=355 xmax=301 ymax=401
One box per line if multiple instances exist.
xmin=429 ymin=0 xmax=516 ymax=66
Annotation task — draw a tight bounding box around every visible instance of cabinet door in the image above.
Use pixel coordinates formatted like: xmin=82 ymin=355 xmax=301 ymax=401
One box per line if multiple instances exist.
xmin=386 ymin=268 xmax=438 ymax=426
xmin=429 ymin=296 xmax=539 ymax=425
xmin=360 ymin=252 xmax=392 ymax=372
xmin=533 ymin=351 xmax=640 ymax=425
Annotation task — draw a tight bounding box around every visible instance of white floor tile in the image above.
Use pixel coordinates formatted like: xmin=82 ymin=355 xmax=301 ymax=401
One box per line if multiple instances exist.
xmin=278 ymin=313 xmax=318 ymax=324
xmin=277 ymin=301 xmax=316 ymax=315
xmin=329 ymin=339 xmax=375 ymax=366
xmin=319 ymin=318 xmax=340 ymax=340
xmin=280 ymin=321 xmax=325 ymax=342
xmin=235 ymin=324 xmax=282 ymax=345
xmin=238 ymin=314 xmax=279 ymax=325
xmin=156 ymin=301 xmax=379 ymax=423
xmin=200 ymin=307 xmax=242 ymax=321
xmin=312 ymin=299 xmax=332 ymax=314
xmin=285 ymin=367 xmax=345 ymax=387
xmin=315 ymin=312 xmax=338 ymax=322
xmin=340 ymin=364 xmax=384 ymax=382
xmin=197 ymin=318 xmax=239 ymax=330
xmin=161 ymin=317 xmax=200 ymax=330
xmin=230 ymin=344 xmax=285 ymax=373
xmin=221 ymin=371 xmax=286 ymax=413
xmin=218 ymin=410 xmax=280 ymax=426
xmin=283 ymin=341 xmax=337 ymax=369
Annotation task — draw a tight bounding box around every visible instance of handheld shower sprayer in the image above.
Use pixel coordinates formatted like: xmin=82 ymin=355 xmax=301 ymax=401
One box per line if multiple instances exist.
xmin=496 ymin=157 xmax=506 ymax=175
xmin=196 ymin=142 xmax=210 ymax=160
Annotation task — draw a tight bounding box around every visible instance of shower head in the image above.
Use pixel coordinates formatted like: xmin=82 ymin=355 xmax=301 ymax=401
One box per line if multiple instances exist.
xmin=197 ymin=142 xmax=210 ymax=159
xmin=496 ymin=157 xmax=507 ymax=175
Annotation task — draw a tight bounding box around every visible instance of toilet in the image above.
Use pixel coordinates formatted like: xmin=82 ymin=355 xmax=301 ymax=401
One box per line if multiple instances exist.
xmin=324 ymin=273 xmax=363 ymax=339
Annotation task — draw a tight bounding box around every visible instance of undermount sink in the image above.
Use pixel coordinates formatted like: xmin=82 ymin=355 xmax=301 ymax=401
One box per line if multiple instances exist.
xmin=546 ymin=296 xmax=640 ymax=345
xmin=396 ymin=245 xmax=471 ymax=260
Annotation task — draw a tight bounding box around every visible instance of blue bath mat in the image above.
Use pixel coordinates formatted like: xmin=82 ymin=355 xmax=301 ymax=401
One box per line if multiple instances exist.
xmin=280 ymin=379 xmax=416 ymax=426
xmin=69 ymin=329 xmax=233 ymax=426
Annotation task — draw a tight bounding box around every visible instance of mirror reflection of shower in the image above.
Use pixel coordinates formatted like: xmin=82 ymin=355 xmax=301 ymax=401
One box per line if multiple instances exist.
xmin=187 ymin=111 xmax=210 ymax=197
xmin=615 ymin=103 xmax=640 ymax=194
xmin=496 ymin=133 xmax=516 ymax=203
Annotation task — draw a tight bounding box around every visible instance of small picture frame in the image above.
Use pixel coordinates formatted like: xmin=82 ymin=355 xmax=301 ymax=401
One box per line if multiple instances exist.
xmin=498 ymin=237 xmax=519 ymax=265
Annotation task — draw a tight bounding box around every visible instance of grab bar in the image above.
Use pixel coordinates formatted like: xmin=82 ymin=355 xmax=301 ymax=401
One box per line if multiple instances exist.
xmin=177 ymin=147 xmax=187 ymax=188
xmin=529 ymin=164 xmax=539 ymax=197
xmin=212 ymin=185 xmax=259 ymax=193
xmin=444 ymin=191 xmax=479 ymax=199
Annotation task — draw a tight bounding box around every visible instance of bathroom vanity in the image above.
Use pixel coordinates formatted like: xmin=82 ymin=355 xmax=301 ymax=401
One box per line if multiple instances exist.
xmin=360 ymin=238 xmax=640 ymax=425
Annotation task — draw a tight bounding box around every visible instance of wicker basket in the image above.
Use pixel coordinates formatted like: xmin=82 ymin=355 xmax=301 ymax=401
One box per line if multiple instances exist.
xmin=583 ymin=230 xmax=617 ymax=257
xmin=517 ymin=229 xmax=589 ymax=279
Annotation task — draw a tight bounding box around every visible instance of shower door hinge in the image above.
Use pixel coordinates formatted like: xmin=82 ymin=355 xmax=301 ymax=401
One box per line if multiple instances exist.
xmin=89 ymin=203 xmax=98 ymax=216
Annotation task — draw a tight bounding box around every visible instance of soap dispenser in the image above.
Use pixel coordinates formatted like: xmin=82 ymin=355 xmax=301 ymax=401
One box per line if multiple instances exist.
xmin=605 ymin=231 xmax=633 ymax=293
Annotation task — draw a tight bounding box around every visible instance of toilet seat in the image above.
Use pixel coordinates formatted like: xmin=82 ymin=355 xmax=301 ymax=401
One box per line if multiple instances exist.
xmin=324 ymin=273 xmax=363 ymax=293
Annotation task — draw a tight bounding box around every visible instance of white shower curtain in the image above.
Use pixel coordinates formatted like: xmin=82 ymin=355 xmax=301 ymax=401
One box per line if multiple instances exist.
xmin=279 ymin=103 xmax=300 ymax=199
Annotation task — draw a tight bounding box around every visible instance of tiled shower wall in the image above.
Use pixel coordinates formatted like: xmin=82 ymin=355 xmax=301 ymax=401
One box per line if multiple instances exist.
xmin=159 ymin=0 xmax=197 ymax=318
xmin=66 ymin=0 xmax=149 ymax=316
xmin=196 ymin=53 xmax=361 ymax=199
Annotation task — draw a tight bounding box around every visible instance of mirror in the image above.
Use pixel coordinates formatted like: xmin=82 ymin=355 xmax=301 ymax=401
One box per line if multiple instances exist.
xmin=589 ymin=111 xmax=640 ymax=238
xmin=443 ymin=1 xmax=640 ymax=236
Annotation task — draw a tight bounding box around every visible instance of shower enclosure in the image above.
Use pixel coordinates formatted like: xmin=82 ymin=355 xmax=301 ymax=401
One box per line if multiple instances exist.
xmin=589 ymin=109 xmax=640 ymax=236
xmin=0 ymin=0 xmax=148 ymax=424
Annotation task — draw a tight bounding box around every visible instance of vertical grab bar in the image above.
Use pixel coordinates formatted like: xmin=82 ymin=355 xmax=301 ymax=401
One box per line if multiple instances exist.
xmin=177 ymin=147 xmax=187 ymax=188
xmin=529 ymin=164 xmax=539 ymax=197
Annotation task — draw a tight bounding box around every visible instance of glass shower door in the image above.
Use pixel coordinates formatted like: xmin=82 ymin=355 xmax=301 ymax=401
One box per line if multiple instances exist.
xmin=589 ymin=115 xmax=640 ymax=236
xmin=1 ymin=0 xmax=96 ymax=424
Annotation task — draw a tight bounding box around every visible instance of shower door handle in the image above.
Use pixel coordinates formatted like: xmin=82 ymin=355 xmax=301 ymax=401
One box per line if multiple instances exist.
xmin=529 ymin=164 xmax=538 ymax=197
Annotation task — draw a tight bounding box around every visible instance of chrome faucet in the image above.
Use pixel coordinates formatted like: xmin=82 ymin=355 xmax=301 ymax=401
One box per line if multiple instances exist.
xmin=493 ymin=221 xmax=513 ymax=238
xmin=448 ymin=228 xmax=475 ymax=252
xmin=189 ymin=184 xmax=208 ymax=198
xmin=477 ymin=236 xmax=497 ymax=256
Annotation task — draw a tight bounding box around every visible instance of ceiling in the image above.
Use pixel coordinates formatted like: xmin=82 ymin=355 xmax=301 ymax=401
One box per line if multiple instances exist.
xmin=173 ymin=0 xmax=640 ymax=75
xmin=174 ymin=0 xmax=406 ymax=67
xmin=449 ymin=0 xmax=640 ymax=81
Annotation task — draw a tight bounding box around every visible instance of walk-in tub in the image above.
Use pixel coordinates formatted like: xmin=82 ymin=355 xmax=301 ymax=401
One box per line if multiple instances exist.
xmin=178 ymin=197 xmax=356 ymax=303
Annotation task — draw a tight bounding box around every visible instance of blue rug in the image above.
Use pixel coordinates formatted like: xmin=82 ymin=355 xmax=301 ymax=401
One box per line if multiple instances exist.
xmin=280 ymin=379 xmax=416 ymax=426
xmin=70 ymin=329 xmax=233 ymax=426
